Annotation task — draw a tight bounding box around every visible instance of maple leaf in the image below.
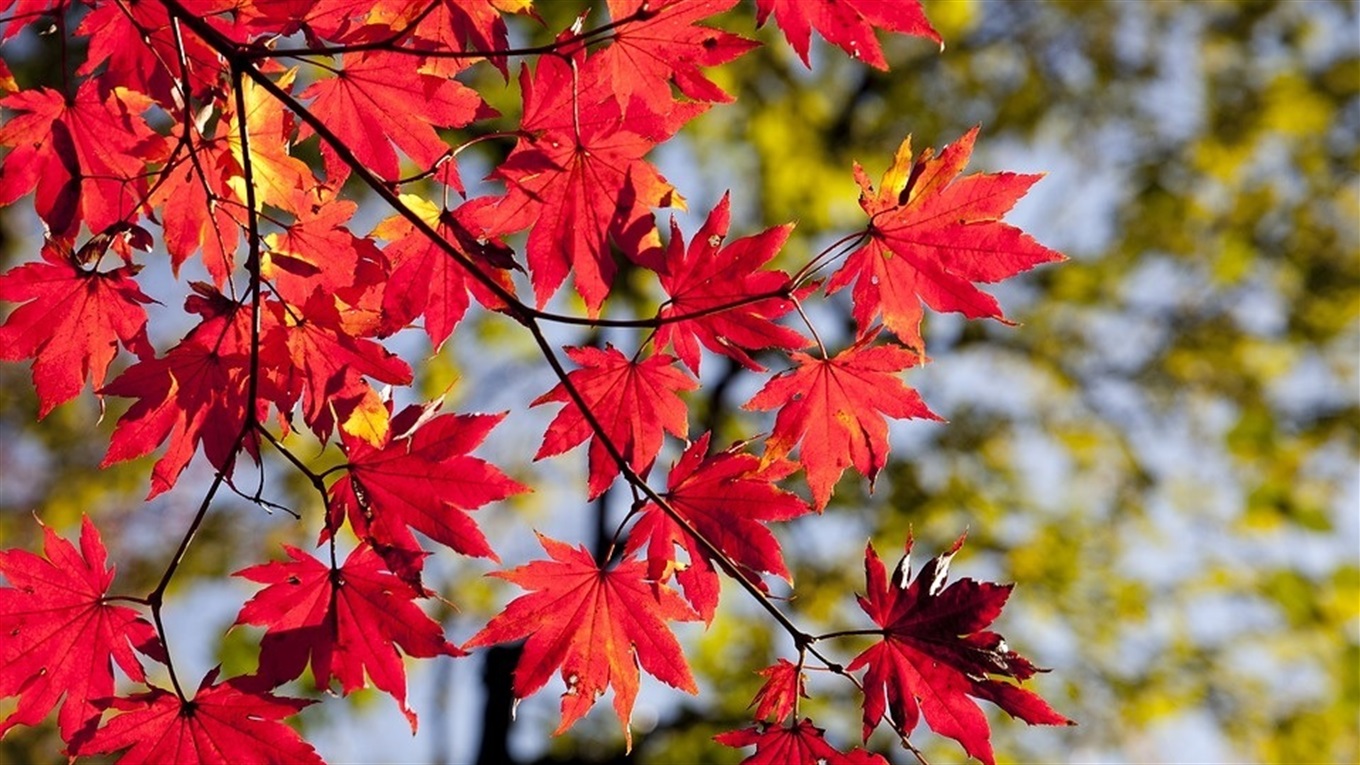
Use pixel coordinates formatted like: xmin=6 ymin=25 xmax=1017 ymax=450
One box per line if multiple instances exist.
xmin=374 ymin=194 xmax=516 ymax=349
xmin=101 ymin=284 xmax=274 ymax=498
xmin=755 ymin=0 xmax=940 ymax=70
xmin=77 ymin=0 xmax=222 ymax=105
xmin=600 ymin=0 xmax=759 ymax=112
xmin=827 ymin=127 xmax=1066 ymax=351
xmin=151 ymin=137 xmax=244 ymax=287
xmin=263 ymin=190 xmax=379 ymax=305
xmin=0 ymin=516 xmax=163 ymax=747
xmin=750 ymin=659 xmax=807 ymax=723
xmin=716 ymin=719 xmax=887 ymax=765
xmin=478 ymin=53 xmax=699 ymax=312
xmin=0 ymin=241 xmax=155 ymax=417
xmin=74 ymin=668 xmax=323 ymax=765
xmin=848 ymin=535 xmax=1073 ymax=765
xmin=273 ymin=289 xmax=413 ymax=443
xmin=625 ymin=432 xmax=809 ymax=621
xmin=300 ymin=50 xmax=492 ymax=181
xmin=328 ymin=406 xmax=527 ymax=576
xmin=465 ymin=533 xmax=699 ymax=750
xmin=744 ymin=332 xmax=938 ymax=510
xmin=533 ymin=344 xmax=697 ymax=499
xmin=234 ymin=543 xmax=460 ymax=730
xmin=0 ymin=80 xmax=165 ymax=238
xmin=224 ymin=69 xmax=314 ymax=214
xmin=654 ymin=193 xmax=807 ymax=373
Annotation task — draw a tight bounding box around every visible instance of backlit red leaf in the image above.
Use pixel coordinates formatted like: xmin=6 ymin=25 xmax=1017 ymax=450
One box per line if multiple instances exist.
xmin=466 ymin=534 xmax=699 ymax=750
xmin=654 ymin=193 xmax=806 ymax=373
xmin=100 ymin=285 xmax=271 ymax=498
xmin=533 ymin=344 xmax=696 ymax=498
xmin=0 ymin=242 xmax=155 ymax=417
xmin=716 ymin=719 xmax=887 ymax=765
xmin=744 ymin=332 xmax=938 ymax=509
xmin=234 ymin=543 xmax=461 ymax=730
xmin=601 ymin=0 xmax=759 ymax=111
xmin=625 ymin=432 xmax=809 ymax=621
xmin=848 ymin=535 xmax=1073 ymax=765
xmin=755 ymin=0 xmax=939 ymax=70
xmin=328 ymin=406 xmax=527 ymax=577
xmin=0 ymin=81 xmax=165 ymax=238
xmin=75 ymin=669 xmax=322 ymax=765
xmin=300 ymin=50 xmax=491 ymax=181
xmin=827 ymin=128 xmax=1065 ymax=350
xmin=0 ymin=517 xmax=162 ymax=747
xmin=478 ymin=54 xmax=697 ymax=312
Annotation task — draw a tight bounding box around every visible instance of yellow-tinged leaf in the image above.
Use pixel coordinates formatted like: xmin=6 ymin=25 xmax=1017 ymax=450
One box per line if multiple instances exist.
xmin=374 ymin=193 xmax=442 ymax=240
xmin=225 ymin=69 xmax=311 ymax=213
xmin=339 ymin=388 xmax=390 ymax=447
xmin=490 ymin=0 xmax=533 ymax=13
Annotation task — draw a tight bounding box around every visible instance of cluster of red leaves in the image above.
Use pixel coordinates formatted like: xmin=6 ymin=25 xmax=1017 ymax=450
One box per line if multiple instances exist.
xmin=0 ymin=0 xmax=1070 ymax=763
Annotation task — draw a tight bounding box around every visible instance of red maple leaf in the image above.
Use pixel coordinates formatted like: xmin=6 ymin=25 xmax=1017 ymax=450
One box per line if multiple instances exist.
xmin=0 ymin=241 xmax=155 ymax=417
xmin=465 ymin=533 xmax=698 ymax=750
xmin=848 ymin=535 xmax=1073 ymax=765
xmin=0 ymin=80 xmax=165 ymax=238
xmin=150 ymin=134 xmax=243 ymax=287
xmin=300 ymin=50 xmax=491 ymax=181
xmin=533 ymin=344 xmax=696 ymax=499
xmin=0 ymin=516 xmax=163 ymax=747
xmin=77 ymin=0 xmax=222 ymax=105
xmin=625 ymin=432 xmax=809 ymax=621
xmin=654 ymin=193 xmax=806 ymax=373
xmin=234 ymin=543 xmax=461 ymax=729
xmin=374 ymin=195 xmax=516 ymax=349
xmin=478 ymin=53 xmax=698 ymax=312
xmin=749 ymin=659 xmax=807 ymax=723
xmin=273 ymin=289 xmax=413 ymax=442
xmin=328 ymin=405 xmax=527 ymax=575
xmin=100 ymin=284 xmax=273 ymax=498
xmin=716 ymin=719 xmax=887 ymax=765
xmin=827 ymin=127 xmax=1065 ymax=351
xmin=744 ymin=332 xmax=938 ymax=510
xmin=600 ymin=0 xmax=759 ymax=112
xmin=74 ymin=669 xmax=323 ymax=765
xmin=755 ymin=0 xmax=940 ymax=70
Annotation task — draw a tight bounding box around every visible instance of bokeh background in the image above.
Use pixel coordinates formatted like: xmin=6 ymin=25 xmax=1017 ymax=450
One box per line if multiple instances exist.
xmin=1 ymin=0 xmax=1356 ymax=763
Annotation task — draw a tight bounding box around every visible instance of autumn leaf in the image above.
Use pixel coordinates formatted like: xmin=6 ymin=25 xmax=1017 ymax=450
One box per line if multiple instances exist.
xmin=0 ymin=241 xmax=155 ymax=417
xmin=224 ymin=69 xmax=312 ymax=214
xmin=654 ymin=193 xmax=807 ymax=373
xmin=625 ymin=432 xmax=809 ymax=621
xmin=744 ymin=332 xmax=938 ymax=510
xmin=465 ymin=533 xmax=699 ymax=750
xmin=328 ymin=405 xmax=527 ymax=579
xmin=100 ymin=284 xmax=273 ymax=498
xmin=150 ymin=136 xmax=243 ymax=287
xmin=827 ymin=127 xmax=1065 ymax=351
xmin=300 ymin=50 xmax=492 ymax=181
xmin=849 ymin=534 xmax=1073 ymax=765
xmin=74 ymin=669 xmax=323 ymax=765
xmin=533 ymin=344 xmax=696 ymax=498
xmin=755 ymin=0 xmax=940 ymax=70
xmin=0 ymin=516 xmax=163 ymax=748
xmin=716 ymin=718 xmax=887 ymax=765
xmin=273 ymin=289 xmax=413 ymax=443
xmin=375 ymin=194 xmax=516 ymax=349
xmin=600 ymin=0 xmax=759 ymax=112
xmin=477 ymin=53 xmax=699 ymax=312
xmin=234 ymin=543 xmax=461 ymax=730
xmin=0 ymin=80 xmax=165 ymax=238
xmin=749 ymin=659 xmax=807 ymax=724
